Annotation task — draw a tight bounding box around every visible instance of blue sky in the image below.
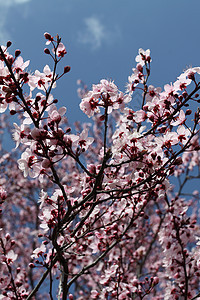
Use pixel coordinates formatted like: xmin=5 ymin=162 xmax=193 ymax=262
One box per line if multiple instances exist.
xmin=0 ymin=0 xmax=200 ymax=124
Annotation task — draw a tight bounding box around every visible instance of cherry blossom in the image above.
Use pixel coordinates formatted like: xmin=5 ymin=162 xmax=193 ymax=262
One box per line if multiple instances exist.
xmin=135 ymin=48 xmax=151 ymax=66
xmin=5 ymin=250 xmax=18 ymax=264
xmin=17 ymin=148 xmax=41 ymax=178
xmin=28 ymin=65 xmax=56 ymax=91
xmin=13 ymin=56 xmax=30 ymax=75
xmin=171 ymin=109 xmax=186 ymax=126
xmin=0 ymin=32 xmax=200 ymax=300
xmin=12 ymin=123 xmax=31 ymax=148
xmin=53 ymin=42 xmax=67 ymax=58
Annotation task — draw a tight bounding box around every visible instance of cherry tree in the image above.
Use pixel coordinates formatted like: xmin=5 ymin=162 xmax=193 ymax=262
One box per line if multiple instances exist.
xmin=0 ymin=33 xmax=200 ymax=299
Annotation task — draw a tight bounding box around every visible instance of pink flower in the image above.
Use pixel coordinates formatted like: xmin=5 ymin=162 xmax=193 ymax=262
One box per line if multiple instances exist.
xmin=13 ymin=56 xmax=30 ymax=73
xmin=162 ymin=82 xmax=176 ymax=96
xmin=90 ymin=290 xmax=99 ymax=299
xmin=99 ymin=264 xmax=119 ymax=285
xmin=145 ymin=85 xmax=162 ymax=102
xmin=5 ymin=250 xmax=18 ymax=264
xmin=12 ymin=123 xmax=30 ymax=148
xmin=38 ymin=189 xmax=48 ymax=208
xmin=174 ymin=73 xmax=192 ymax=91
xmin=177 ymin=125 xmax=190 ymax=144
xmin=53 ymin=42 xmax=67 ymax=57
xmin=155 ymin=131 xmax=179 ymax=149
xmin=17 ymin=148 xmax=41 ymax=178
xmin=31 ymin=244 xmax=46 ymax=259
xmin=44 ymin=32 xmax=54 ymax=44
xmin=80 ymin=79 xmax=130 ymax=117
xmin=80 ymin=91 xmax=100 ymax=117
xmin=126 ymin=68 xmax=141 ymax=94
xmin=134 ymin=110 xmax=146 ymax=123
xmin=48 ymin=105 xmax=67 ymax=123
xmin=28 ymin=65 xmax=56 ymax=91
xmin=135 ymin=48 xmax=151 ymax=66
xmin=171 ymin=110 xmax=186 ymax=126
xmin=78 ymin=128 xmax=94 ymax=151
xmin=0 ymin=187 xmax=7 ymax=200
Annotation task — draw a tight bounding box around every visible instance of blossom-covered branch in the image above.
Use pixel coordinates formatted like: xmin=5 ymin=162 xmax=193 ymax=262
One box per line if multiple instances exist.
xmin=0 ymin=33 xmax=200 ymax=299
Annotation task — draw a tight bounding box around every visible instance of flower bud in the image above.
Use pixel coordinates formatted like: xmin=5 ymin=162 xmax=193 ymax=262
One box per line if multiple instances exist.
xmin=0 ymin=188 xmax=7 ymax=200
xmin=6 ymin=41 xmax=12 ymax=48
xmin=5 ymin=233 xmax=10 ymax=240
xmin=64 ymin=66 xmax=71 ymax=73
xmin=15 ymin=49 xmax=21 ymax=57
xmin=44 ymin=32 xmax=52 ymax=40
xmin=174 ymin=157 xmax=182 ymax=165
xmin=16 ymin=281 xmax=22 ymax=287
xmin=42 ymin=159 xmax=51 ymax=169
xmin=187 ymin=71 xmax=195 ymax=80
xmin=137 ymin=64 xmax=143 ymax=72
xmin=11 ymin=240 xmax=15 ymax=246
xmin=185 ymin=109 xmax=192 ymax=115
xmin=44 ymin=48 xmax=50 ymax=54
xmin=146 ymin=56 xmax=151 ymax=63
xmin=10 ymin=110 xmax=16 ymax=115
xmin=31 ymin=128 xmax=41 ymax=140
xmin=182 ymin=91 xmax=188 ymax=99
xmin=178 ymin=95 xmax=183 ymax=101
xmin=153 ymin=277 xmax=159 ymax=285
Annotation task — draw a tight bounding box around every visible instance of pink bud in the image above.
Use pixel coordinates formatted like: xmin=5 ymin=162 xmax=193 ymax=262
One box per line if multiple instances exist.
xmin=69 ymin=294 xmax=73 ymax=300
xmin=182 ymin=91 xmax=188 ymax=99
xmin=174 ymin=157 xmax=182 ymax=165
xmin=44 ymin=32 xmax=52 ymax=40
xmin=146 ymin=56 xmax=151 ymax=63
xmin=185 ymin=109 xmax=192 ymax=115
xmin=187 ymin=71 xmax=195 ymax=80
xmin=43 ymin=240 xmax=49 ymax=245
xmin=31 ymin=128 xmax=41 ymax=140
xmin=132 ymin=279 xmax=138 ymax=287
xmin=5 ymin=233 xmax=10 ymax=240
xmin=44 ymin=48 xmax=50 ymax=54
xmin=7 ymin=41 xmax=12 ymax=48
xmin=15 ymin=49 xmax=21 ymax=57
xmin=11 ymin=240 xmax=15 ymax=246
xmin=0 ymin=188 xmax=7 ymax=200
xmin=49 ymin=110 xmax=61 ymax=123
xmin=42 ymin=159 xmax=51 ymax=169
xmin=137 ymin=64 xmax=143 ymax=72
xmin=153 ymin=277 xmax=159 ymax=285
xmin=64 ymin=66 xmax=71 ymax=73
xmin=10 ymin=110 xmax=16 ymax=115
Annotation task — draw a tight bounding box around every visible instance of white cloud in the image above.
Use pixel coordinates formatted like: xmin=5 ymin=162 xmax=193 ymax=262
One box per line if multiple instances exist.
xmin=78 ymin=16 xmax=120 ymax=50
xmin=0 ymin=0 xmax=30 ymax=6
xmin=0 ymin=9 xmax=11 ymax=44
xmin=0 ymin=0 xmax=31 ymax=44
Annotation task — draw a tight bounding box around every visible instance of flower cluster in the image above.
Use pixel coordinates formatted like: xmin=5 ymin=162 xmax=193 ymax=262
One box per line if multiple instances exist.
xmin=0 ymin=35 xmax=200 ymax=300
xmin=80 ymin=79 xmax=131 ymax=117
